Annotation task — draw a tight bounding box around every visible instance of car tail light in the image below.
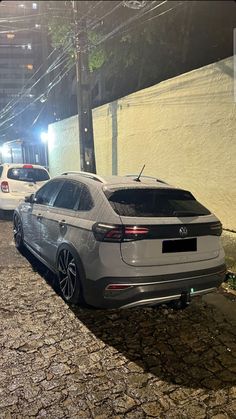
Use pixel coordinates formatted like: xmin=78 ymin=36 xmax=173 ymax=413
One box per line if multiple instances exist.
xmin=1 ymin=181 xmax=9 ymax=193
xmin=23 ymin=164 xmax=33 ymax=168
xmin=124 ymin=226 xmax=149 ymax=241
xmin=92 ymin=223 xmax=149 ymax=242
xmin=210 ymin=222 xmax=222 ymax=236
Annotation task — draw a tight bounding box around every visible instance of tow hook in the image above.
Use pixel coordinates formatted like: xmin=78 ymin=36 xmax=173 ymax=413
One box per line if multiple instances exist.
xmin=170 ymin=291 xmax=191 ymax=310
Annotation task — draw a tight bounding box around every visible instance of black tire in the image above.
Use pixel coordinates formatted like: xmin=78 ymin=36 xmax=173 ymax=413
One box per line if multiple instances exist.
xmin=57 ymin=247 xmax=84 ymax=305
xmin=13 ymin=213 xmax=25 ymax=251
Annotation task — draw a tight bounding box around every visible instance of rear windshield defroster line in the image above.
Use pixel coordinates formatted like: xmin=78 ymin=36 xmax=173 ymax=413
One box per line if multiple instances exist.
xmin=104 ymin=188 xmax=211 ymax=217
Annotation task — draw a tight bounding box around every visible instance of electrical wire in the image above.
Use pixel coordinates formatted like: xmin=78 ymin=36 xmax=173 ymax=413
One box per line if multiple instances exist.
xmin=0 ymin=1 xmax=108 ymax=124
xmin=29 ymin=101 xmax=48 ymax=127
xmin=0 ymin=2 xmax=157 ymax=109
xmin=88 ymin=1 xmax=166 ymax=47
xmin=0 ymin=1 xmax=158 ymax=130
xmin=2 ymin=1 xmax=121 ymax=107
xmin=0 ymin=55 xmax=72 ymax=122
xmin=107 ymin=1 xmax=182 ymax=41
xmin=0 ymin=2 xmax=85 ymax=119
xmin=0 ymin=0 xmax=181 ymax=133
xmin=0 ymin=59 xmax=75 ymax=131
xmin=138 ymin=1 xmax=183 ymax=24
xmin=0 ymin=13 xmax=49 ymax=23
xmin=0 ymin=40 xmax=73 ymax=119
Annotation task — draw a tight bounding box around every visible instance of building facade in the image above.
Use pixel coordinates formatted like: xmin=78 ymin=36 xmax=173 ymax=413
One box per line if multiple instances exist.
xmin=0 ymin=1 xmax=45 ymax=145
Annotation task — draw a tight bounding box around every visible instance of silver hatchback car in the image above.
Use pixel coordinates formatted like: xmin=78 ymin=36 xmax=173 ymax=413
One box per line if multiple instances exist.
xmin=13 ymin=171 xmax=226 ymax=308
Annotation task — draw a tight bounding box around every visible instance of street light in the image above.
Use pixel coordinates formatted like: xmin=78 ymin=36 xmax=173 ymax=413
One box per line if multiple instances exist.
xmin=0 ymin=144 xmax=12 ymax=162
xmin=40 ymin=131 xmax=48 ymax=143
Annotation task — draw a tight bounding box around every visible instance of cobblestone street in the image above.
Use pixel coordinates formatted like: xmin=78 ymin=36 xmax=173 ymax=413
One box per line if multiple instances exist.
xmin=0 ymin=218 xmax=236 ymax=418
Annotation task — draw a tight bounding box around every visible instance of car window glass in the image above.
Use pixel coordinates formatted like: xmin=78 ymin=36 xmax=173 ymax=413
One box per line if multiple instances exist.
xmin=0 ymin=166 xmax=3 ymax=177
xmin=77 ymin=186 xmax=93 ymax=211
xmin=104 ymin=188 xmax=210 ymax=217
xmin=53 ymin=181 xmax=83 ymax=210
xmin=35 ymin=180 xmax=63 ymax=206
xmin=7 ymin=167 xmax=49 ymax=182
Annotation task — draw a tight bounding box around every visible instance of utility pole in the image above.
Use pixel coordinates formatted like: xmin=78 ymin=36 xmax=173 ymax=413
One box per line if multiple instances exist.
xmin=39 ymin=0 xmax=50 ymax=169
xmin=73 ymin=1 xmax=96 ymax=173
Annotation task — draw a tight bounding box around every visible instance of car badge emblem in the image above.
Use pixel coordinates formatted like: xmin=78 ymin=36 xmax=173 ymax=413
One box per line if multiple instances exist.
xmin=179 ymin=226 xmax=188 ymax=237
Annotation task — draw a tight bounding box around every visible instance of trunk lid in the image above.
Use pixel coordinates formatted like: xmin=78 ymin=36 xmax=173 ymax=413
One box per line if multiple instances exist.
xmin=7 ymin=167 xmax=49 ymax=196
xmin=119 ymin=216 xmax=221 ymax=267
xmin=104 ymin=186 xmax=222 ymax=267
xmin=9 ymin=180 xmax=45 ymax=196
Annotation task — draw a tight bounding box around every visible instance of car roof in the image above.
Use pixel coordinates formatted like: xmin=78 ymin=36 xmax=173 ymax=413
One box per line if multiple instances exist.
xmin=58 ymin=171 xmax=176 ymax=190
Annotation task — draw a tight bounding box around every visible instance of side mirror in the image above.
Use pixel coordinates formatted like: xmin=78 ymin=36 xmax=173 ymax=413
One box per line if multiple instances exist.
xmin=25 ymin=194 xmax=35 ymax=204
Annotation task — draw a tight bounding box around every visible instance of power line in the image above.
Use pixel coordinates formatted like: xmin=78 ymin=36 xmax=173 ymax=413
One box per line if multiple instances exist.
xmin=87 ymin=1 xmax=166 ymax=48
xmin=0 ymin=0 xmax=181 ymax=133
xmin=0 ymin=53 xmax=72 ymax=124
xmin=0 ymin=2 xmax=121 ymax=125
xmin=0 ymin=40 xmax=73 ymax=119
xmin=0 ymin=59 xmax=75 ymax=131
xmin=0 ymin=1 xmax=122 ymax=132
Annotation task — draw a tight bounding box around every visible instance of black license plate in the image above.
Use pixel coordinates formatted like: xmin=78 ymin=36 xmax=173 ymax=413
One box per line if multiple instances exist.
xmin=162 ymin=238 xmax=197 ymax=253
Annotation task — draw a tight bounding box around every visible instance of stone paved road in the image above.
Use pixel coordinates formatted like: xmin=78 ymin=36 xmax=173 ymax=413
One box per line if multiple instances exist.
xmin=0 ymin=218 xmax=236 ymax=418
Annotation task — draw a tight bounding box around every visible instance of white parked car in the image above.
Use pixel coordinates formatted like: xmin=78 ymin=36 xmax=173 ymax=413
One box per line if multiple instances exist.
xmin=0 ymin=163 xmax=50 ymax=211
xmin=13 ymin=171 xmax=225 ymax=309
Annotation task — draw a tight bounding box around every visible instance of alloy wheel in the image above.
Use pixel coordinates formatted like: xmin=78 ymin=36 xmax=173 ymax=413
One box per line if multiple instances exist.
xmin=58 ymin=249 xmax=78 ymax=301
xmin=13 ymin=214 xmax=23 ymax=248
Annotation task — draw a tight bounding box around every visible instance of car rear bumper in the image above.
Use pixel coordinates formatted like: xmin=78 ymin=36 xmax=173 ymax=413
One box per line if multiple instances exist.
xmin=0 ymin=196 xmax=22 ymax=210
xmin=83 ymin=264 xmax=226 ymax=308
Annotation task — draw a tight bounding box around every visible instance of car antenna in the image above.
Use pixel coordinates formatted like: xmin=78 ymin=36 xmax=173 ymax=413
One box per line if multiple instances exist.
xmin=134 ymin=164 xmax=145 ymax=182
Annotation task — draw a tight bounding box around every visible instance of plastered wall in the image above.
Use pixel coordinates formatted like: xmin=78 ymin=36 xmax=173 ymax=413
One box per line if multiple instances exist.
xmin=48 ymin=57 xmax=236 ymax=230
xmin=48 ymin=115 xmax=80 ymax=176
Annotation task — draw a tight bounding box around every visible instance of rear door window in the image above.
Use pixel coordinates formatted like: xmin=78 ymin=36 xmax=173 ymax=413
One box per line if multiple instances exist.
xmin=35 ymin=180 xmax=63 ymax=206
xmin=53 ymin=181 xmax=83 ymax=210
xmin=0 ymin=166 xmax=3 ymax=178
xmin=7 ymin=167 xmax=49 ymax=182
xmin=77 ymin=186 xmax=93 ymax=211
xmin=104 ymin=188 xmax=210 ymax=217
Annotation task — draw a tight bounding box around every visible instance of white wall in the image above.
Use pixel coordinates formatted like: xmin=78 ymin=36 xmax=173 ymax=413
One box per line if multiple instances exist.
xmin=48 ymin=57 xmax=236 ymax=231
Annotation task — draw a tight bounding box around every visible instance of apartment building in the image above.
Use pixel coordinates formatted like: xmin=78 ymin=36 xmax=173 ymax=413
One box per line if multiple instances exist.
xmin=0 ymin=1 xmax=42 ymax=142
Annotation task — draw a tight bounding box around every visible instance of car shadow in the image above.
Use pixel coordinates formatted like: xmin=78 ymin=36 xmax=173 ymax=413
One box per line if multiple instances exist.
xmin=70 ymin=302 xmax=236 ymax=391
xmin=0 ymin=210 xmax=14 ymax=221
xmin=19 ymin=246 xmax=60 ymax=293
xmin=20 ymin=247 xmax=236 ymax=391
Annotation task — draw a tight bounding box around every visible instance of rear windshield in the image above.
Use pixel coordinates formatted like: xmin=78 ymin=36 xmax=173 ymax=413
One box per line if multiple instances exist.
xmin=104 ymin=188 xmax=210 ymax=217
xmin=7 ymin=167 xmax=49 ymax=182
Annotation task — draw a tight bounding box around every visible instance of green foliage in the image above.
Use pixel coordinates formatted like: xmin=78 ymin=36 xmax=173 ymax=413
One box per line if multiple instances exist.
xmin=46 ymin=1 xmax=159 ymax=88
xmin=88 ymin=31 xmax=106 ymax=71
xmin=48 ymin=20 xmax=72 ymax=49
xmin=47 ymin=8 xmax=107 ymax=72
